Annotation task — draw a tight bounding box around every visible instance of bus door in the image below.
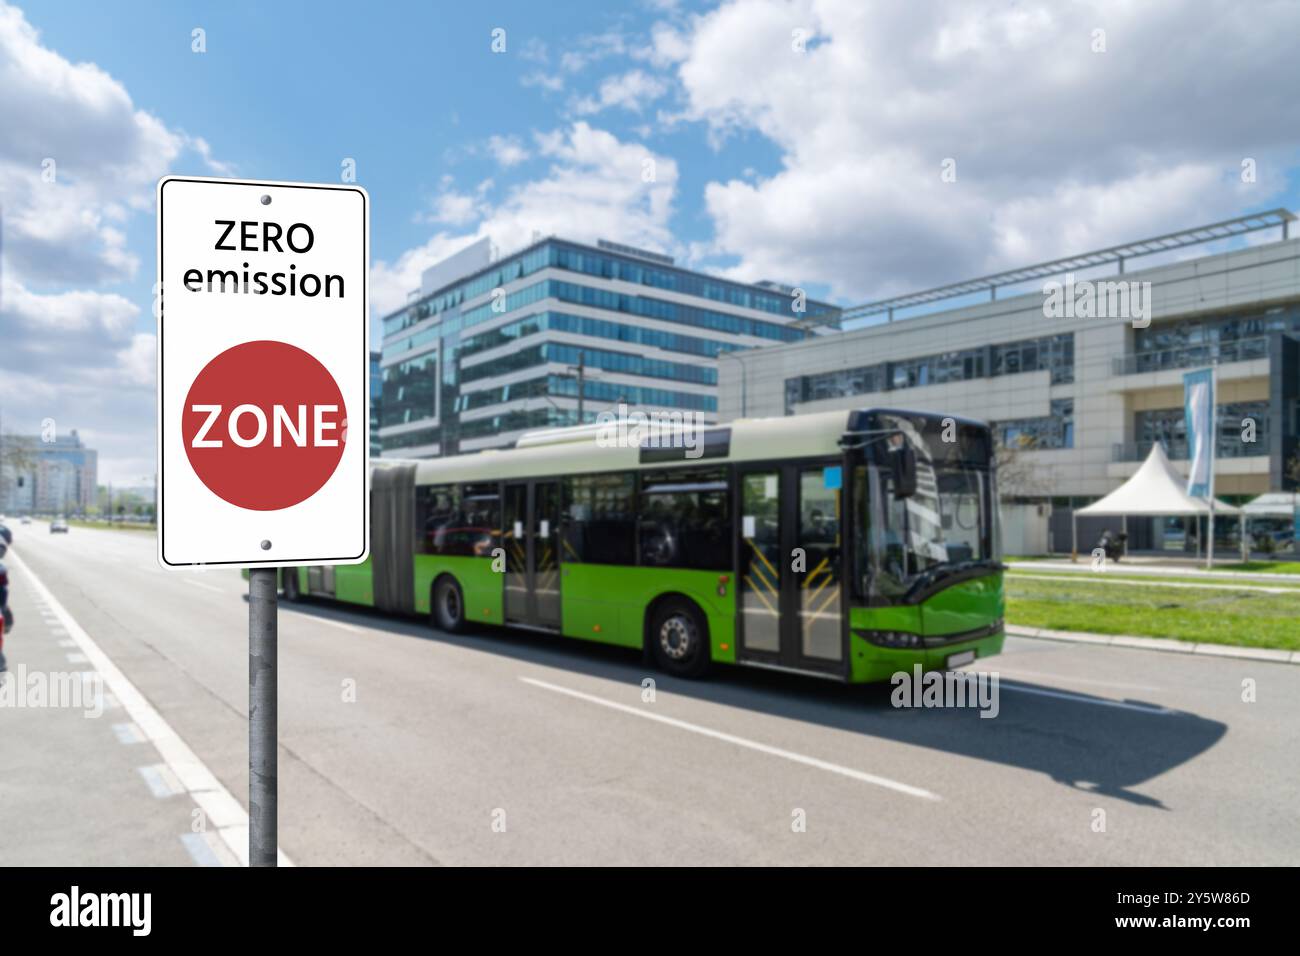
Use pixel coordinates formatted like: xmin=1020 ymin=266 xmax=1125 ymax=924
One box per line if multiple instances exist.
xmin=737 ymin=463 xmax=845 ymax=674
xmin=503 ymin=480 xmax=562 ymax=630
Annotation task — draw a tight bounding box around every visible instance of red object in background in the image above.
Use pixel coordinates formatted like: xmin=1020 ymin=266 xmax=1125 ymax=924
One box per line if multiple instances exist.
xmin=181 ymin=340 xmax=348 ymax=511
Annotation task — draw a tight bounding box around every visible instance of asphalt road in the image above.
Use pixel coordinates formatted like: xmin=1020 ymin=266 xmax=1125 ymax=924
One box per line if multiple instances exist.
xmin=3 ymin=520 xmax=1298 ymax=865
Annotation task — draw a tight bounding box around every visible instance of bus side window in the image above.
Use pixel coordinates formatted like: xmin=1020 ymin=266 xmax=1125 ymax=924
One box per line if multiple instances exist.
xmin=420 ymin=484 xmax=484 ymax=557
xmin=638 ymin=468 xmax=730 ymax=571
xmin=461 ymin=483 xmax=501 ymax=557
xmin=564 ymin=474 xmax=635 ymax=565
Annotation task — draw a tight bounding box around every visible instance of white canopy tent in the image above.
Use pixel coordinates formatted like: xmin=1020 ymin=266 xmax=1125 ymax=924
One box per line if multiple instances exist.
xmin=1241 ymin=492 xmax=1300 ymax=516
xmin=1071 ymin=443 xmax=1240 ymax=563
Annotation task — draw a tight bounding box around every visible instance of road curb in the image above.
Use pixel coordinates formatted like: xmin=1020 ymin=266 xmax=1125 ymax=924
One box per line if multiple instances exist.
xmin=1006 ymin=625 xmax=1299 ymax=665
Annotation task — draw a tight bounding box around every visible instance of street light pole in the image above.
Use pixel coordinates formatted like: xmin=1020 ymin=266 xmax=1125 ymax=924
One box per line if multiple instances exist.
xmin=576 ymin=350 xmax=585 ymax=422
xmin=564 ymin=350 xmax=595 ymax=426
xmin=717 ymin=350 xmax=748 ymax=418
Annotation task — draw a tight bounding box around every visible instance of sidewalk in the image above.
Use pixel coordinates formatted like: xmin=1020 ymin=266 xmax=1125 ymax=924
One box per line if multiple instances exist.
xmin=1006 ymin=624 xmax=1300 ymax=664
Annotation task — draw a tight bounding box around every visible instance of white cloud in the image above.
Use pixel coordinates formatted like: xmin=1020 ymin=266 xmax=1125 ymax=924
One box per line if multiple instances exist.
xmin=0 ymin=1 xmax=226 ymax=483
xmin=559 ymin=30 xmax=629 ymax=73
xmin=672 ymin=0 xmax=1300 ymax=300
xmin=372 ymin=123 xmax=678 ymax=319
xmin=521 ymin=70 xmax=565 ymax=92
xmin=487 ymin=134 xmax=530 ymax=167
xmin=0 ymin=276 xmax=156 ymax=483
xmin=0 ymin=2 xmax=212 ymax=288
xmin=572 ymin=69 xmax=669 ymax=115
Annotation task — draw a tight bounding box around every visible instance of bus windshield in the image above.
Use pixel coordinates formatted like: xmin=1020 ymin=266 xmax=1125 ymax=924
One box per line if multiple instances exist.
xmin=854 ymin=411 xmax=999 ymax=601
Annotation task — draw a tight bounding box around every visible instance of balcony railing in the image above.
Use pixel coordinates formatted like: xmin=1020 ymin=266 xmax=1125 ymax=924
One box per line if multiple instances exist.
xmin=1112 ymin=336 xmax=1270 ymax=376
xmin=1112 ymin=439 xmax=1270 ymax=462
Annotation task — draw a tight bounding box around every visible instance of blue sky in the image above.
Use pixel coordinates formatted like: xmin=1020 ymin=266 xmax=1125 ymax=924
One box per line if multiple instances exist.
xmin=17 ymin=0 xmax=787 ymax=315
xmin=3 ymin=0 xmax=1300 ymax=482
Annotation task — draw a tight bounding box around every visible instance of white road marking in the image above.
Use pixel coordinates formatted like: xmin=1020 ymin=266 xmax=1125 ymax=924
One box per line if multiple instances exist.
xmin=520 ymin=676 xmax=941 ymax=801
xmin=66 ymin=652 xmax=89 ymax=664
xmin=282 ymin=611 xmax=362 ymax=634
xmin=182 ymin=579 xmax=224 ymax=594
xmin=1007 ymin=571 xmax=1296 ymax=594
xmin=998 ymin=681 xmax=1177 ymax=714
xmin=8 ymin=549 xmax=292 ymax=867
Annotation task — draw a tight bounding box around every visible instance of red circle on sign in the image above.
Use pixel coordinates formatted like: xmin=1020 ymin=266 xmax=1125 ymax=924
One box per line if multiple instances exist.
xmin=182 ymin=340 xmax=347 ymax=511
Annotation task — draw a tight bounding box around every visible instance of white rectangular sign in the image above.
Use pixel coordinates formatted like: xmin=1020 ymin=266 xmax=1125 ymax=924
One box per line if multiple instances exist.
xmin=156 ymin=176 xmax=369 ymax=568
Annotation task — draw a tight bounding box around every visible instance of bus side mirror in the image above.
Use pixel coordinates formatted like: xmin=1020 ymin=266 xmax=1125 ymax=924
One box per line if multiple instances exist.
xmin=890 ymin=445 xmax=917 ymax=499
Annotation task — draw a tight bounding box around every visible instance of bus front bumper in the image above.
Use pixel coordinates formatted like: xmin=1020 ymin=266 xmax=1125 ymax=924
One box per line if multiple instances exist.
xmin=848 ymin=627 xmax=1005 ymax=684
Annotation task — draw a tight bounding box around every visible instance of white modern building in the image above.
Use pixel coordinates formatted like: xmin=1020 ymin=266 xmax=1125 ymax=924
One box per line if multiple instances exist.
xmin=377 ymin=236 xmax=840 ymax=458
xmin=716 ymin=211 xmax=1300 ymax=552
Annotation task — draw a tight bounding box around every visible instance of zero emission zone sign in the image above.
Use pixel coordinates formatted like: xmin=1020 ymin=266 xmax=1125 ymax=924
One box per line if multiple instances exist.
xmin=156 ymin=177 xmax=369 ymax=568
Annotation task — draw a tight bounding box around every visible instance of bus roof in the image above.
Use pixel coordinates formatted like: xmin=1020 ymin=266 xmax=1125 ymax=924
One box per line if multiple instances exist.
xmin=396 ymin=408 xmax=922 ymax=485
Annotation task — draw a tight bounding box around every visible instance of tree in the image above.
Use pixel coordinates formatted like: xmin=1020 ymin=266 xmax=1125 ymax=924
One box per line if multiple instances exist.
xmin=993 ymin=434 xmax=1049 ymax=500
xmin=0 ymin=431 xmax=37 ymax=508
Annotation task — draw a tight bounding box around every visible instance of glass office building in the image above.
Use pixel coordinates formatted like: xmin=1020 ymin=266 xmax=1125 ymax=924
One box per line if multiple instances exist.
xmin=369 ymin=350 xmax=382 ymax=459
xmin=377 ymin=237 xmax=840 ymax=457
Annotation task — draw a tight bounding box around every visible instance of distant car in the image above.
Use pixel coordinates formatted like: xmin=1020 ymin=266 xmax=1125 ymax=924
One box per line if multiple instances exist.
xmin=50 ymin=519 xmax=69 ymax=534
xmin=20 ymin=517 xmax=31 ymax=525
xmin=0 ymin=524 xmax=11 ymax=545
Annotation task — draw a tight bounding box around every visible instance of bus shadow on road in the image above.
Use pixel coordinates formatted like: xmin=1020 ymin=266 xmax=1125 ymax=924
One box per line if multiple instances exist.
xmin=280 ymin=599 xmax=1226 ymax=809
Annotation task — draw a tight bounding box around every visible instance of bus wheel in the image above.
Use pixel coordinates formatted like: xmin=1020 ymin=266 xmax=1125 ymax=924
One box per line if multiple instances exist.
xmin=649 ymin=600 xmax=710 ymax=678
xmin=283 ymin=569 xmax=301 ymax=602
xmin=432 ymin=576 xmax=466 ymax=633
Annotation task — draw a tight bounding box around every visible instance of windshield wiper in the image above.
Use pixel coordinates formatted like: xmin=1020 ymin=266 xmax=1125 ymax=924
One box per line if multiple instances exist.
xmin=905 ymin=558 xmax=1000 ymax=597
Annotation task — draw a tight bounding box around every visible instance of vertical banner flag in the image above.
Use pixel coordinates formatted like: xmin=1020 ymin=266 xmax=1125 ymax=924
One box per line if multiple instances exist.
xmin=1183 ymin=368 xmax=1215 ymax=499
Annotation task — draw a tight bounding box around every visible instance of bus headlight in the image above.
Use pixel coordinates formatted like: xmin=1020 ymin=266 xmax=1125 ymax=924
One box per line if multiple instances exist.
xmin=854 ymin=629 xmax=924 ymax=649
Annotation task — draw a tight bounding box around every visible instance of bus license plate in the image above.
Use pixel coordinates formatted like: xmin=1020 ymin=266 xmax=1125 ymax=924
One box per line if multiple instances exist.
xmin=946 ymin=650 xmax=976 ymax=669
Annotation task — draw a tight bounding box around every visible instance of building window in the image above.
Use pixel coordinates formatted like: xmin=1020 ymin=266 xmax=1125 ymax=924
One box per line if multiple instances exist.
xmin=563 ymin=474 xmax=636 ymax=565
xmin=381 ymin=427 xmax=440 ymax=452
xmin=638 ymin=468 xmax=731 ymax=570
xmin=380 ymin=352 xmax=438 ymax=427
xmin=784 ymin=333 xmax=1074 ymax=412
xmin=993 ymin=398 xmax=1074 ymax=450
xmin=991 ymin=333 xmax=1073 ymax=384
xmin=1132 ymin=304 xmax=1299 ymax=372
xmin=1134 ymin=401 xmax=1269 ymax=459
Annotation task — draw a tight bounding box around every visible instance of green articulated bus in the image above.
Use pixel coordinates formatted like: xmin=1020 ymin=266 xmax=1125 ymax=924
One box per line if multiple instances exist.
xmin=278 ymin=407 xmax=1005 ymax=683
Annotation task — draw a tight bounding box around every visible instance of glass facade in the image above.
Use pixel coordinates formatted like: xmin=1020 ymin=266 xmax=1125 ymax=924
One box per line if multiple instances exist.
xmin=457 ymin=279 xmax=808 ymax=343
xmin=458 ymin=375 xmax=716 ymax=418
xmin=381 ymin=240 xmax=837 ymax=338
xmin=1130 ymin=304 xmax=1300 ymax=374
xmin=1132 ymin=401 xmax=1270 ymax=460
xmin=380 ymin=351 xmax=438 ymax=427
xmin=992 ymin=399 xmax=1075 ymax=450
xmin=460 ymin=311 xmax=738 ymax=359
xmin=369 ymin=351 xmax=382 ymax=457
xmin=378 ymin=237 xmax=830 ymax=457
xmin=784 ymin=333 xmax=1073 ymax=411
xmin=460 ymin=342 xmax=716 ymax=388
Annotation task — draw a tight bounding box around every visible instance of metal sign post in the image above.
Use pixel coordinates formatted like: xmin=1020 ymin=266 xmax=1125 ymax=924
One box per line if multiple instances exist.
xmin=248 ymin=567 xmax=278 ymax=866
